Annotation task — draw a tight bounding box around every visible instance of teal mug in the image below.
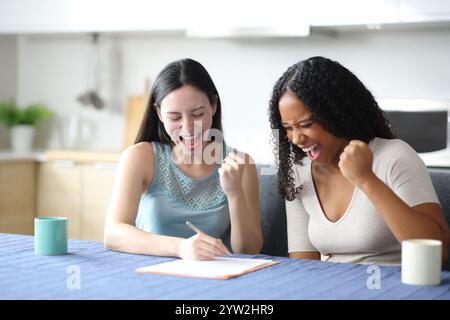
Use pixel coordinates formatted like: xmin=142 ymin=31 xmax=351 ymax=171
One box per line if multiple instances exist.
xmin=34 ymin=217 xmax=68 ymax=255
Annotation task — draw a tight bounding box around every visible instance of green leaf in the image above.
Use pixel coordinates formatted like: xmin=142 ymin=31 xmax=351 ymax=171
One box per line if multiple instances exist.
xmin=0 ymin=100 xmax=20 ymax=127
xmin=0 ymin=101 xmax=53 ymax=127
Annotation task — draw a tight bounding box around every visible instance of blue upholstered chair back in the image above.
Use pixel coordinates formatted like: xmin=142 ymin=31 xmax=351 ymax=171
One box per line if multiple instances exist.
xmin=429 ymin=169 xmax=450 ymax=270
xmin=429 ymin=169 xmax=450 ymax=227
xmin=256 ymin=165 xmax=287 ymax=257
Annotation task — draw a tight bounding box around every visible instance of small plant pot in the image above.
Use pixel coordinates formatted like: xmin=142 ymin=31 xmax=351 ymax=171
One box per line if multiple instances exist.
xmin=10 ymin=125 xmax=35 ymax=152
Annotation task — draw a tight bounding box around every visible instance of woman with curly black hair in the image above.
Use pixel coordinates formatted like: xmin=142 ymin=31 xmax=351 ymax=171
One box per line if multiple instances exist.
xmin=269 ymin=56 xmax=449 ymax=265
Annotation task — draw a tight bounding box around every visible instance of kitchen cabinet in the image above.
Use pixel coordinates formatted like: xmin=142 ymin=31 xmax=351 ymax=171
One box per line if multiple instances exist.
xmin=306 ymin=0 xmax=400 ymax=26
xmin=0 ymin=160 xmax=35 ymax=235
xmin=80 ymin=163 xmax=116 ymax=241
xmin=305 ymin=0 xmax=450 ymax=27
xmin=0 ymin=0 xmax=189 ymax=34
xmin=0 ymin=151 xmax=118 ymax=240
xmin=36 ymin=156 xmax=117 ymax=241
xmin=399 ymin=0 xmax=450 ymax=22
xmin=294 ymin=0 xmax=450 ymax=26
xmin=36 ymin=161 xmax=81 ymax=239
xmin=2 ymin=0 xmax=450 ymax=35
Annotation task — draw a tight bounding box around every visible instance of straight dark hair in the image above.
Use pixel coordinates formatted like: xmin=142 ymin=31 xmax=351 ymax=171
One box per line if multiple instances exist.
xmin=135 ymin=58 xmax=223 ymax=144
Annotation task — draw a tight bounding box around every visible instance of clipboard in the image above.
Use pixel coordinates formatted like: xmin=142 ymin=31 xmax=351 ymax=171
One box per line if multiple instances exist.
xmin=136 ymin=257 xmax=279 ymax=280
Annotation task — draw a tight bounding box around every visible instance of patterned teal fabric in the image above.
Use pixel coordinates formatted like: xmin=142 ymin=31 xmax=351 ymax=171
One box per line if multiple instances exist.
xmin=152 ymin=142 xmax=227 ymax=210
xmin=135 ymin=142 xmax=230 ymax=240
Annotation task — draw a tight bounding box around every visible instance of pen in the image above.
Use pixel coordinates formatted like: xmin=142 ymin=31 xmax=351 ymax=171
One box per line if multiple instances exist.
xmin=185 ymin=221 xmax=232 ymax=256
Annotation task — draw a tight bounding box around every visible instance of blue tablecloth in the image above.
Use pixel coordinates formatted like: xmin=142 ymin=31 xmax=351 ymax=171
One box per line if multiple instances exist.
xmin=1 ymin=233 xmax=449 ymax=300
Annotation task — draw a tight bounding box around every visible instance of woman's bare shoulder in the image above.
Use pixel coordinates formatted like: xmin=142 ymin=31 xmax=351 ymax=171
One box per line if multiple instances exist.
xmin=123 ymin=142 xmax=153 ymax=159
xmin=119 ymin=142 xmax=154 ymax=174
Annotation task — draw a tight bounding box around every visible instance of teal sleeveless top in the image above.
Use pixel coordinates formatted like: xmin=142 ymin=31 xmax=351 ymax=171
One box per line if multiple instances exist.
xmin=135 ymin=142 xmax=230 ymax=240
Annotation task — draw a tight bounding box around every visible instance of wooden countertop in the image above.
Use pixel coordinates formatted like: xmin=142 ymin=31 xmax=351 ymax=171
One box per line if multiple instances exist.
xmin=1 ymin=147 xmax=450 ymax=167
xmin=44 ymin=149 xmax=121 ymax=163
xmin=0 ymin=149 xmax=121 ymax=163
xmin=0 ymin=150 xmax=45 ymax=162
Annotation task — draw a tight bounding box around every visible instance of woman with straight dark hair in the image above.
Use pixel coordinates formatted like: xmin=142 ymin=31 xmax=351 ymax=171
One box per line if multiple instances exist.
xmin=269 ymin=56 xmax=449 ymax=265
xmin=104 ymin=58 xmax=262 ymax=260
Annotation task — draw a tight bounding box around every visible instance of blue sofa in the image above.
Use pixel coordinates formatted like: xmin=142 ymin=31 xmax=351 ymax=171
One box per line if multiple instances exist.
xmin=256 ymin=165 xmax=450 ymax=270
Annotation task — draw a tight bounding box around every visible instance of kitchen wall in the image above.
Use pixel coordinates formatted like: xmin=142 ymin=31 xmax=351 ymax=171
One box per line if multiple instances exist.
xmin=0 ymin=36 xmax=17 ymax=147
xmin=1 ymin=26 xmax=450 ymax=163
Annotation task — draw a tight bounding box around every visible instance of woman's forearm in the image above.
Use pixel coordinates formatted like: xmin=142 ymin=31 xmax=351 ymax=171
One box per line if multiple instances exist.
xmin=228 ymin=194 xmax=263 ymax=254
xmin=104 ymin=223 xmax=183 ymax=257
xmin=360 ymin=175 xmax=445 ymax=242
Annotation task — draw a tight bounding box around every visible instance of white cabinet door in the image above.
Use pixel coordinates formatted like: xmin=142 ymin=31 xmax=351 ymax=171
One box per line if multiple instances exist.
xmin=0 ymin=0 xmax=70 ymax=33
xmin=306 ymin=0 xmax=400 ymax=26
xmin=0 ymin=0 xmax=189 ymax=34
xmin=399 ymin=0 xmax=450 ymax=22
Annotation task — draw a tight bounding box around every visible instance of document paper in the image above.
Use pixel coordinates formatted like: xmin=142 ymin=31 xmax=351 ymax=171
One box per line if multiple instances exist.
xmin=136 ymin=257 xmax=279 ymax=280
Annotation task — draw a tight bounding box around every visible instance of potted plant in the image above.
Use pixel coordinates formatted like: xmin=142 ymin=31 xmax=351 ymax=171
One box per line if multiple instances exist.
xmin=0 ymin=100 xmax=53 ymax=152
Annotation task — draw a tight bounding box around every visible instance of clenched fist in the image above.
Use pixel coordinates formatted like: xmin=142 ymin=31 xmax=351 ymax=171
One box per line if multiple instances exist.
xmin=338 ymin=140 xmax=375 ymax=188
xmin=218 ymin=152 xmax=245 ymax=199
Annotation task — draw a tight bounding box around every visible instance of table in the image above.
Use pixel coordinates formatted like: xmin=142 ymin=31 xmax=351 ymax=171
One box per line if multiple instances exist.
xmin=1 ymin=233 xmax=449 ymax=300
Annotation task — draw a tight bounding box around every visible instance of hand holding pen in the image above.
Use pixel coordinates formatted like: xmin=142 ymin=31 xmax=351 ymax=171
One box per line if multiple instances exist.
xmin=177 ymin=221 xmax=232 ymax=261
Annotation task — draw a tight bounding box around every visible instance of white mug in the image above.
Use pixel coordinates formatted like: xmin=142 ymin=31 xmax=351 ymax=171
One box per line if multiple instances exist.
xmin=401 ymin=239 xmax=442 ymax=286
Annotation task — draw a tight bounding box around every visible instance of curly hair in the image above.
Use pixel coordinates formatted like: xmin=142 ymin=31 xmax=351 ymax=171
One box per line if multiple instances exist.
xmin=269 ymin=56 xmax=394 ymax=201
